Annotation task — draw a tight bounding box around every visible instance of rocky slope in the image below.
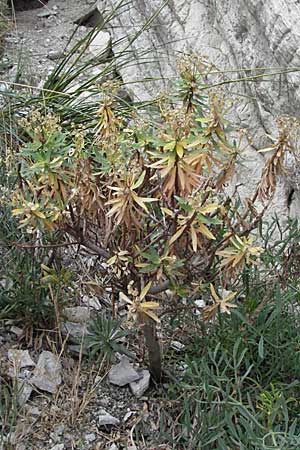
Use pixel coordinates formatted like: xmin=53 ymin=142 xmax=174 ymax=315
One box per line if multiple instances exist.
xmin=103 ymin=0 xmax=300 ymax=218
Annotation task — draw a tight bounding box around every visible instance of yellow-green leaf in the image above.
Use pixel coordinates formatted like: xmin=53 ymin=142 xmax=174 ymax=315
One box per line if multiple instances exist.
xmin=140 ymin=301 xmax=160 ymax=309
xmin=169 ymin=225 xmax=186 ymax=246
xmin=107 ymin=255 xmax=117 ymax=265
xmin=119 ymin=292 xmax=132 ymax=304
xmin=143 ymin=310 xmax=160 ymax=323
xmin=164 ymin=141 xmax=176 ymax=151
xmin=210 ymin=284 xmax=219 ymax=302
xmin=12 ymin=209 xmax=24 ymax=216
xmin=176 ymin=143 xmax=184 ymax=158
xmin=161 ymin=207 xmax=173 ymax=216
xmin=198 ymin=223 xmax=215 ymax=240
xmin=132 ymin=170 xmax=146 ymax=189
xmin=140 ymin=281 xmax=152 ymax=301
xmin=191 ymin=226 xmax=198 ymax=252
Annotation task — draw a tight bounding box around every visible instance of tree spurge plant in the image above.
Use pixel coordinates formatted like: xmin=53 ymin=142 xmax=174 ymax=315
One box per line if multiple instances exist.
xmin=9 ymin=55 xmax=296 ymax=379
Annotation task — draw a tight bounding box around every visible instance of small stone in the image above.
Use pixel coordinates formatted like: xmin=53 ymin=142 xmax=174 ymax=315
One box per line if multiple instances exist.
xmin=47 ymin=50 xmax=64 ymax=61
xmin=89 ymin=31 xmax=111 ymax=60
xmin=10 ymin=326 xmax=23 ymax=337
xmin=68 ymin=344 xmax=88 ymax=355
xmin=98 ymin=411 xmax=120 ymax=427
xmin=82 ymin=295 xmax=102 ymax=310
xmin=16 ymin=380 xmax=32 ymax=407
xmin=7 ymin=349 xmax=35 ymax=369
xmin=129 ymin=370 xmax=150 ymax=398
xmin=31 ymin=351 xmax=61 ymax=394
xmin=16 ymin=444 xmax=25 ymax=450
xmin=61 ymin=307 xmax=91 ymax=343
xmin=37 ymin=9 xmax=57 ymax=18
xmin=85 ymin=433 xmax=96 ymax=443
xmin=26 ymin=406 xmax=41 ymax=416
xmin=60 ymin=321 xmax=88 ymax=342
xmin=108 ymin=444 xmax=119 ymax=450
xmin=194 ymin=299 xmax=205 ymax=314
xmin=123 ymin=410 xmax=134 ymax=422
xmin=108 ymin=357 xmax=140 ymax=387
xmin=52 ymin=424 xmax=64 ymax=438
xmin=74 ymin=7 xmax=103 ymax=27
xmin=95 ymin=375 xmax=103 ymax=385
xmin=170 ymin=340 xmax=185 ymax=351
xmin=178 ymin=361 xmax=188 ymax=371
xmin=63 ymin=306 xmax=90 ymax=323
xmin=0 ymin=276 xmax=13 ymax=289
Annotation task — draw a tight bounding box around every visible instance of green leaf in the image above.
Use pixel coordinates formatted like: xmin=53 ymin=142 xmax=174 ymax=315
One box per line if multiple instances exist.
xmin=258 ymin=335 xmax=264 ymax=360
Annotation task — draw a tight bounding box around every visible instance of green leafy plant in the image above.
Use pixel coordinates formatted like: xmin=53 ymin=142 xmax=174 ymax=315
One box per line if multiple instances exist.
xmin=0 ymin=376 xmax=18 ymax=446
xmin=2 ymin=3 xmax=300 ymax=447
xmin=86 ymin=313 xmax=135 ymax=367
xmin=152 ymin=288 xmax=300 ymax=449
xmin=9 ymin=53 xmax=297 ymax=378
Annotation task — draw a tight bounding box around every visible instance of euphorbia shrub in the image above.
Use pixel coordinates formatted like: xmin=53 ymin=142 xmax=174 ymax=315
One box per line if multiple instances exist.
xmin=11 ymin=56 xmax=294 ymax=379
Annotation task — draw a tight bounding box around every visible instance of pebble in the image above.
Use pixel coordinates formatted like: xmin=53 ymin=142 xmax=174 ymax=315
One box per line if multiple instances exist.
xmin=49 ymin=445 xmax=64 ymax=450
xmin=98 ymin=410 xmax=120 ymax=427
xmin=63 ymin=306 xmax=90 ymax=323
xmin=16 ymin=380 xmax=33 ymax=407
xmin=108 ymin=444 xmax=119 ymax=450
xmin=10 ymin=326 xmax=23 ymax=337
xmin=7 ymin=349 xmax=35 ymax=369
xmin=60 ymin=321 xmax=88 ymax=342
xmin=85 ymin=433 xmax=96 ymax=443
xmin=108 ymin=356 xmax=140 ymax=387
xmin=89 ymin=30 xmax=111 ymax=60
xmin=170 ymin=340 xmax=185 ymax=351
xmin=129 ymin=370 xmax=150 ymax=398
xmin=31 ymin=351 xmax=61 ymax=394
xmin=47 ymin=50 xmax=65 ymax=60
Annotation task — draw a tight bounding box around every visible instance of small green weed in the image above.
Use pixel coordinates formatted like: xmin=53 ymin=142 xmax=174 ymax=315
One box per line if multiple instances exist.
xmin=0 ymin=376 xmax=18 ymax=446
xmin=86 ymin=313 xmax=135 ymax=367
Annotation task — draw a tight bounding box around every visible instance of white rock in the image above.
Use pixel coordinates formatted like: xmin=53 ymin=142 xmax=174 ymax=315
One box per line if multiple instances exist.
xmin=82 ymin=295 xmax=102 ymax=311
xmin=68 ymin=344 xmax=88 ymax=355
xmin=178 ymin=362 xmax=188 ymax=371
xmin=194 ymin=299 xmax=206 ymax=314
xmin=50 ymin=424 xmax=65 ymax=441
xmin=129 ymin=370 xmax=150 ymax=398
xmin=108 ymin=444 xmax=119 ymax=450
xmin=123 ymin=410 xmax=134 ymax=422
xmin=10 ymin=326 xmax=23 ymax=337
xmin=170 ymin=341 xmax=185 ymax=351
xmin=85 ymin=433 xmax=96 ymax=443
xmin=63 ymin=306 xmax=90 ymax=323
xmin=31 ymin=351 xmax=61 ymax=394
xmin=66 ymin=84 xmax=103 ymax=106
xmin=7 ymin=349 xmax=35 ymax=369
xmin=47 ymin=50 xmax=64 ymax=61
xmin=60 ymin=321 xmax=88 ymax=342
xmin=16 ymin=380 xmax=32 ymax=407
xmin=37 ymin=8 xmax=57 ymax=18
xmin=108 ymin=356 xmax=140 ymax=387
xmin=49 ymin=445 xmax=64 ymax=450
xmin=89 ymin=31 xmax=111 ymax=59
xmin=26 ymin=406 xmax=41 ymax=416
xmin=102 ymin=0 xmax=300 ymax=222
xmin=0 ymin=276 xmax=13 ymax=289
xmin=98 ymin=411 xmax=120 ymax=427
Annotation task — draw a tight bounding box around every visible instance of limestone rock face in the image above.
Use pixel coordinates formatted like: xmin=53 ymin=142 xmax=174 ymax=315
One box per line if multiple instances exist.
xmin=101 ymin=0 xmax=300 ymax=218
